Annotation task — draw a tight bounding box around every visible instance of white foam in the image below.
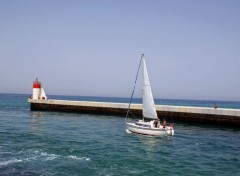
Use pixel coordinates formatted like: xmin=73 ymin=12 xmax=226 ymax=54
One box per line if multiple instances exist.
xmin=0 ymin=151 xmax=12 ymax=154
xmin=126 ymin=129 xmax=132 ymax=134
xmin=0 ymin=159 xmax=22 ymax=166
xmin=129 ymin=170 xmax=144 ymax=174
xmin=195 ymin=142 xmax=203 ymax=145
xmin=24 ymin=150 xmax=59 ymax=161
xmin=39 ymin=152 xmax=59 ymax=161
xmin=0 ymin=150 xmax=90 ymax=166
xmin=68 ymin=155 xmax=90 ymax=161
xmin=46 ymin=154 xmax=58 ymax=161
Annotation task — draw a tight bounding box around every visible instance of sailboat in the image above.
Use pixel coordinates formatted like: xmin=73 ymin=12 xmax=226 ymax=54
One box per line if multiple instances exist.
xmin=126 ymin=54 xmax=174 ymax=136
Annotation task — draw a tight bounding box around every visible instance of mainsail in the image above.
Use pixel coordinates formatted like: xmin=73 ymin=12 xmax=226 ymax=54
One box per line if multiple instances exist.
xmin=142 ymin=55 xmax=158 ymax=119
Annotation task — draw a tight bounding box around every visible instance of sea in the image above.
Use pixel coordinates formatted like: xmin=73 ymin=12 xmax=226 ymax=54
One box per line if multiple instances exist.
xmin=0 ymin=93 xmax=239 ymax=176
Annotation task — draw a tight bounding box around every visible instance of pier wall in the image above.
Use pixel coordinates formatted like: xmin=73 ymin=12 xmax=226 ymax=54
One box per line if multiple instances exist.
xmin=28 ymin=99 xmax=240 ymax=126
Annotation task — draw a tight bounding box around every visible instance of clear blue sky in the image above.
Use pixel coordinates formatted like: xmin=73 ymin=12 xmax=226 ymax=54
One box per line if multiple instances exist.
xmin=0 ymin=0 xmax=239 ymax=101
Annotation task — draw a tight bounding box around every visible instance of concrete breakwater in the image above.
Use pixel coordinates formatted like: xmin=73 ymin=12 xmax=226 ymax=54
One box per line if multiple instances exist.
xmin=28 ymin=99 xmax=240 ymax=126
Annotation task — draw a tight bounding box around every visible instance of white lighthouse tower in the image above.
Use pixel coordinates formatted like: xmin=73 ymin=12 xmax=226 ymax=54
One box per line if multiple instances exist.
xmin=32 ymin=78 xmax=47 ymax=100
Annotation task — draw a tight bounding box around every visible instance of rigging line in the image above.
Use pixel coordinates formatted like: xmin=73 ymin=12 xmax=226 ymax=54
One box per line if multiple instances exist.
xmin=126 ymin=54 xmax=144 ymax=120
xmin=129 ymin=111 xmax=137 ymax=119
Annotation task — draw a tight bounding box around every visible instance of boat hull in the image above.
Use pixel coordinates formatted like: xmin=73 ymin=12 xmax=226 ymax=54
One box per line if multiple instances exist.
xmin=126 ymin=122 xmax=174 ymax=136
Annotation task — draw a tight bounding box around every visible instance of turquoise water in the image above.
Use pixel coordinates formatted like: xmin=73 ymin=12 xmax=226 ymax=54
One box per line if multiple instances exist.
xmin=0 ymin=94 xmax=240 ymax=175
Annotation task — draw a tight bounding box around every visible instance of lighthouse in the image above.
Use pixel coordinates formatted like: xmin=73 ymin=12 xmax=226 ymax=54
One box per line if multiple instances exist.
xmin=32 ymin=78 xmax=47 ymax=100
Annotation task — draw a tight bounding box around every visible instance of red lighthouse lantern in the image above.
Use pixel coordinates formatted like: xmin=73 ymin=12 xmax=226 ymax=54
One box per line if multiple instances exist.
xmin=32 ymin=78 xmax=41 ymax=99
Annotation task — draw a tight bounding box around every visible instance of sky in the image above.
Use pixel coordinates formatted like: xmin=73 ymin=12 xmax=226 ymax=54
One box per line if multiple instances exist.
xmin=0 ymin=0 xmax=240 ymax=101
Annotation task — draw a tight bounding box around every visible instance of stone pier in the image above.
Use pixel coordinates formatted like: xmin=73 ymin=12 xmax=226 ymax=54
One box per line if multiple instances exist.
xmin=28 ymin=99 xmax=240 ymax=127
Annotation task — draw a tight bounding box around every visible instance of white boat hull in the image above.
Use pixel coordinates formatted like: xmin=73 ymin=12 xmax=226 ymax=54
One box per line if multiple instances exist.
xmin=126 ymin=122 xmax=174 ymax=136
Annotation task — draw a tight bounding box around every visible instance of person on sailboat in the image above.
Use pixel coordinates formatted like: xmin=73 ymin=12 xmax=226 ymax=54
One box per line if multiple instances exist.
xmin=154 ymin=119 xmax=160 ymax=128
xmin=157 ymin=119 xmax=160 ymax=128
xmin=154 ymin=120 xmax=158 ymax=128
xmin=163 ymin=119 xmax=166 ymax=128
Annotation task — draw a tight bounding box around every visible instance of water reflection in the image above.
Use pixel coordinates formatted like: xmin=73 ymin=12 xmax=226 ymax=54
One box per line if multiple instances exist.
xmin=30 ymin=111 xmax=45 ymax=118
xmin=138 ymin=135 xmax=173 ymax=150
xmin=126 ymin=130 xmax=174 ymax=161
xmin=30 ymin=111 xmax=45 ymax=134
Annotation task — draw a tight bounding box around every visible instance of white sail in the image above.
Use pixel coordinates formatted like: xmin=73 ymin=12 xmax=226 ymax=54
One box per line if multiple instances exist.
xmin=142 ymin=56 xmax=158 ymax=119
